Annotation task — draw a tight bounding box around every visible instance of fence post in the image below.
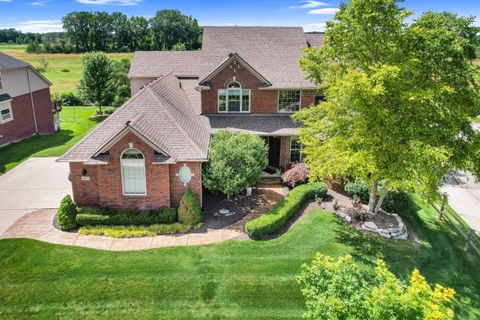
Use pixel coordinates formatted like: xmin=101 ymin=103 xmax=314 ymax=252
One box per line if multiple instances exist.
xmin=464 ymin=229 xmax=475 ymax=252
xmin=438 ymin=193 xmax=447 ymax=221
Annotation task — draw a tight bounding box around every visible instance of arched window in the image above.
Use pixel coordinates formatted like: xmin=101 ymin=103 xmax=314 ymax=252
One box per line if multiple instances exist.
xmin=218 ymin=80 xmax=250 ymax=113
xmin=121 ymin=148 xmax=146 ymax=195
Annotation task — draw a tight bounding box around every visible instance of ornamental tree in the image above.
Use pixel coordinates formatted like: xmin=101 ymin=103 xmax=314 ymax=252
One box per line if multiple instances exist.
xmin=294 ymin=0 xmax=480 ymax=213
xmin=78 ymin=52 xmax=115 ymax=113
xmin=203 ymin=130 xmax=268 ymax=197
xmin=297 ymin=254 xmax=456 ymax=320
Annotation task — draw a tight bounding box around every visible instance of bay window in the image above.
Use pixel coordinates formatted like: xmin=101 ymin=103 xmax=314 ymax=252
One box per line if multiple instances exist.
xmin=218 ymin=81 xmax=250 ymax=112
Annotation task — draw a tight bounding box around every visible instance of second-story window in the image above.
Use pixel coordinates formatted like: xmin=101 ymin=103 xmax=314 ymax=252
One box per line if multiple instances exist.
xmin=278 ymin=90 xmax=301 ymax=112
xmin=218 ymin=81 xmax=250 ymax=113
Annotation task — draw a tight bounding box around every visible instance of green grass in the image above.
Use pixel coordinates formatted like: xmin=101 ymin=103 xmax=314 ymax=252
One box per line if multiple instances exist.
xmin=0 ymin=106 xmax=99 ymax=174
xmin=0 ymin=44 xmax=132 ymax=94
xmin=0 ymin=199 xmax=479 ymax=319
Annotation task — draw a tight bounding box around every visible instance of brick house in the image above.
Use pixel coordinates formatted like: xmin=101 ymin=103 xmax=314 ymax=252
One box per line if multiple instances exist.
xmin=59 ymin=27 xmax=324 ymax=210
xmin=0 ymin=52 xmax=59 ymax=147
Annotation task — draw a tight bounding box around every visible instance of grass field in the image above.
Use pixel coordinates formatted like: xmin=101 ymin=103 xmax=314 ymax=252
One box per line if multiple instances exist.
xmin=0 ymin=106 xmax=98 ymax=174
xmin=0 ymin=44 xmax=132 ymax=94
xmin=0 ymin=200 xmax=479 ymax=319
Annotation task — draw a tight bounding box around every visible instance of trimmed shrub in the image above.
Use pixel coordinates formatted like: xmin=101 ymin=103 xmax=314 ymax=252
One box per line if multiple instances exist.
xmin=76 ymin=208 xmax=177 ymax=226
xmin=281 ymin=163 xmax=309 ymax=188
xmin=78 ymin=223 xmax=201 ymax=238
xmin=57 ymin=195 xmax=77 ymax=231
xmin=103 ymin=106 xmax=116 ymax=115
xmin=344 ymin=180 xmax=369 ymax=204
xmin=60 ymin=92 xmax=83 ymax=106
xmin=382 ymin=191 xmax=416 ymax=215
xmin=245 ymin=182 xmax=327 ymax=238
xmin=178 ymin=188 xmax=203 ymax=226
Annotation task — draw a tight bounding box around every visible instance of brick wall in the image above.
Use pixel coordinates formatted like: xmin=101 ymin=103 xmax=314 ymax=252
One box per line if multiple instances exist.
xmin=0 ymin=88 xmax=54 ymax=147
xmin=279 ymin=136 xmax=291 ymax=171
xmin=201 ymin=61 xmax=316 ymax=114
xmin=32 ymin=88 xmax=55 ymax=134
xmin=69 ymin=131 xmax=202 ymax=210
xmin=169 ymin=162 xmax=202 ymax=207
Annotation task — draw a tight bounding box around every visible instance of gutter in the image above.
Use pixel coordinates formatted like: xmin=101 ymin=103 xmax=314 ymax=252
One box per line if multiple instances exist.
xmin=26 ymin=67 xmax=39 ymax=134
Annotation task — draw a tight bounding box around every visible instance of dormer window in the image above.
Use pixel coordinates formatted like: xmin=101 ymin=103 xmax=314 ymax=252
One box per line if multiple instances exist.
xmin=218 ymin=81 xmax=250 ymax=113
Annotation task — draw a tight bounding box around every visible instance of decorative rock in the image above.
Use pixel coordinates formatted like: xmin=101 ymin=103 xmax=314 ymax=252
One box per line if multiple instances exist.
xmin=219 ymin=208 xmax=234 ymax=216
xmin=362 ymin=221 xmax=378 ymax=231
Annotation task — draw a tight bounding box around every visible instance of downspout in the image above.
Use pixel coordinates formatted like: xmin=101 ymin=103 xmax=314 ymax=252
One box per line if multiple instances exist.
xmin=26 ymin=67 xmax=39 ymax=134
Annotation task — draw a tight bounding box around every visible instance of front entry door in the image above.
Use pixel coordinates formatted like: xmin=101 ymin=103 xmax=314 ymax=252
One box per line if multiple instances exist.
xmin=268 ymin=137 xmax=281 ymax=169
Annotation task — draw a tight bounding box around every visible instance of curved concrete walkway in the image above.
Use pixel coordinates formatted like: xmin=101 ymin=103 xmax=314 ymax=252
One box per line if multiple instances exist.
xmin=0 ymin=209 xmax=245 ymax=251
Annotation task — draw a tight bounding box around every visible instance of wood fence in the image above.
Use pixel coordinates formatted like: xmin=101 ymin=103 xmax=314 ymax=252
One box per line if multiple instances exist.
xmin=432 ymin=201 xmax=480 ymax=255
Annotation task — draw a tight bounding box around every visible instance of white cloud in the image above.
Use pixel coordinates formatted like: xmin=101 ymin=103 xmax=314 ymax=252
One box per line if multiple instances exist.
xmin=301 ymin=1 xmax=327 ymax=8
xmin=76 ymin=0 xmax=141 ymax=5
xmin=30 ymin=0 xmax=51 ymax=5
xmin=308 ymin=7 xmax=339 ymax=15
xmin=7 ymin=20 xmax=63 ymax=33
xmin=303 ymin=22 xmax=326 ymax=32
xmin=0 ymin=0 xmax=13 ymax=2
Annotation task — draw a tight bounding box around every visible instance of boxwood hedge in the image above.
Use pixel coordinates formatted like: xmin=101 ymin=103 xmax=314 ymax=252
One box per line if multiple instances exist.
xmin=76 ymin=208 xmax=177 ymax=226
xmin=245 ymin=182 xmax=327 ymax=238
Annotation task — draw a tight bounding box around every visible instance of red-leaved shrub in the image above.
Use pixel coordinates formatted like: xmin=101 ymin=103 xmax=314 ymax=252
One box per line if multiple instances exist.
xmin=281 ymin=163 xmax=309 ymax=188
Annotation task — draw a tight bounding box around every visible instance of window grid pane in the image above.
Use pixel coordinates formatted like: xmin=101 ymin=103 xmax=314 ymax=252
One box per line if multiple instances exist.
xmin=290 ymin=138 xmax=302 ymax=163
xmin=122 ymin=164 xmax=146 ymax=195
xmin=218 ymin=90 xmax=226 ymax=112
xmin=1 ymin=108 xmax=11 ymax=121
xmin=279 ymin=90 xmax=301 ymax=112
xmin=241 ymin=89 xmax=250 ymax=112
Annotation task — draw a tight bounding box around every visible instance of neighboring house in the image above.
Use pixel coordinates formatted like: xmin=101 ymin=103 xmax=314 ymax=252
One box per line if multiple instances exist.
xmin=59 ymin=27 xmax=324 ymax=210
xmin=0 ymin=52 xmax=59 ymax=147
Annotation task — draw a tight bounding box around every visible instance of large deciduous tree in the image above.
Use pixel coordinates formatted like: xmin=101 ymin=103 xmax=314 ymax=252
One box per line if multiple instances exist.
xmin=78 ymin=52 xmax=115 ymax=113
xmin=294 ymin=0 xmax=480 ymax=213
xmin=203 ymin=131 xmax=268 ymax=197
xmin=150 ymin=9 xmax=202 ymax=50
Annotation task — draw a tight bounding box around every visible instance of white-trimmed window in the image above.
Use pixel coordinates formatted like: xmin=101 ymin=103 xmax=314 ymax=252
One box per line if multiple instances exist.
xmin=121 ymin=148 xmax=146 ymax=195
xmin=290 ymin=137 xmax=302 ymax=163
xmin=278 ymin=90 xmax=301 ymax=112
xmin=0 ymin=101 xmax=13 ymax=124
xmin=218 ymin=81 xmax=250 ymax=112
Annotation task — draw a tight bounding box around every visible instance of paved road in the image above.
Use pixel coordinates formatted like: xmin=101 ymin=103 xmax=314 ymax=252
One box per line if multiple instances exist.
xmin=441 ymin=171 xmax=480 ymax=232
xmin=0 ymin=158 xmax=71 ymax=236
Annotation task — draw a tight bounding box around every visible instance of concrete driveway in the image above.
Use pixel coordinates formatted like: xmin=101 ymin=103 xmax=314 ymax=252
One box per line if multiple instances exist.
xmin=0 ymin=157 xmax=71 ymax=236
xmin=441 ymin=171 xmax=480 ymax=232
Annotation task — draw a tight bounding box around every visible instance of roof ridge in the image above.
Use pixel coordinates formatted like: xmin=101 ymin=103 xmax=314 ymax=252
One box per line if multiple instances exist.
xmin=146 ymin=76 xmax=207 ymax=158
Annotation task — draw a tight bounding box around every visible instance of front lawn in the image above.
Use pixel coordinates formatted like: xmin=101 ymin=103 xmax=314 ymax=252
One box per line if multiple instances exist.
xmin=0 ymin=106 xmax=98 ymax=174
xmin=0 ymin=199 xmax=479 ymax=319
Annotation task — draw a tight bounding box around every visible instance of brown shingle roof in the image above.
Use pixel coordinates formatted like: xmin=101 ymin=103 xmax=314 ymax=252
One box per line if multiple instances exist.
xmin=59 ymin=73 xmax=210 ymax=163
xmin=128 ymin=51 xmax=201 ymax=78
xmin=305 ymin=34 xmax=325 ymax=48
xmin=206 ymin=114 xmax=299 ymax=136
xmin=200 ymin=26 xmax=315 ymax=89
xmin=0 ymin=52 xmax=30 ymax=70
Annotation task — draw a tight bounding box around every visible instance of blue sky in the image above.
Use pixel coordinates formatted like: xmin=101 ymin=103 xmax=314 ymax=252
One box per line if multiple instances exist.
xmin=0 ymin=0 xmax=479 ymax=33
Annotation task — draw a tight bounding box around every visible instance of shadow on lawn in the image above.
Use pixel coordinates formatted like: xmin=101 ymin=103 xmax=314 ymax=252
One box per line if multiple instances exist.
xmin=333 ymin=203 xmax=480 ymax=319
xmin=0 ymin=129 xmax=74 ymax=174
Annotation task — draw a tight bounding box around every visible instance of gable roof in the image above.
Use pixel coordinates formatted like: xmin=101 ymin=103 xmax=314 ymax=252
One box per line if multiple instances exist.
xmin=200 ymin=26 xmax=316 ymax=89
xmin=128 ymin=51 xmax=201 ymax=78
xmin=305 ymin=34 xmax=325 ymax=48
xmin=59 ymin=73 xmax=210 ymax=163
xmin=0 ymin=52 xmax=30 ymax=70
xmin=199 ymin=52 xmax=271 ymax=86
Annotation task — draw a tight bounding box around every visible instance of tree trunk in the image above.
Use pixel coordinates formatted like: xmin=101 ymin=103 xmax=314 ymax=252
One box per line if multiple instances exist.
xmin=368 ymin=179 xmax=378 ymax=213
xmin=374 ymin=180 xmax=390 ymax=214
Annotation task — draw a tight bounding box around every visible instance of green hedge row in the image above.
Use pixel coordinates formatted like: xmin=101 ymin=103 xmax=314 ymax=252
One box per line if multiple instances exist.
xmin=245 ymin=182 xmax=328 ymax=238
xmin=76 ymin=208 xmax=177 ymax=226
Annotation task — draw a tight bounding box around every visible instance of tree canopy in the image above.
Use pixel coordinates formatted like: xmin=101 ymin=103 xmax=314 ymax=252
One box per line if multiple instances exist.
xmin=294 ymin=0 xmax=480 ymax=212
xmin=202 ymin=131 xmax=268 ymax=197
xmin=297 ymin=254 xmax=456 ymax=320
